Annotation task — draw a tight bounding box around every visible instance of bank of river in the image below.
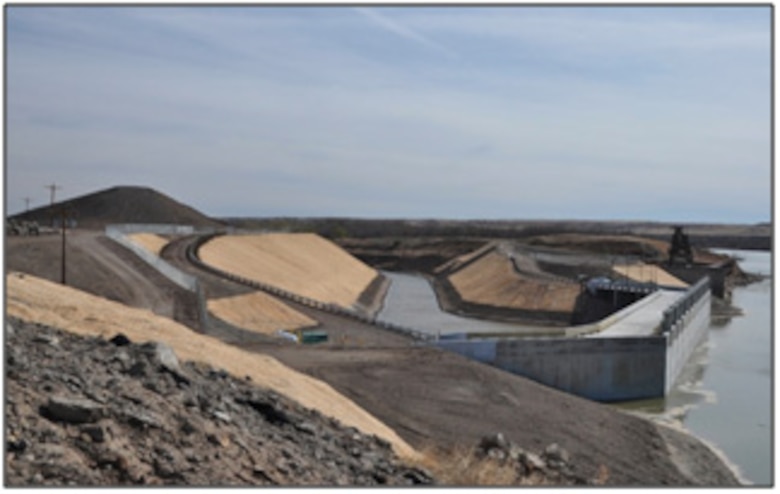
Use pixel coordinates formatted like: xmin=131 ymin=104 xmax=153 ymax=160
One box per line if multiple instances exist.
xmin=376 ymin=249 xmax=772 ymax=485
xmin=618 ymin=249 xmax=771 ymax=486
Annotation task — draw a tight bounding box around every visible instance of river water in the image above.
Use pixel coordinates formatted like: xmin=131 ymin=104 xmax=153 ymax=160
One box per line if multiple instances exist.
xmin=627 ymin=249 xmax=772 ymax=486
xmin=376 ymin=249 xmax=772 ymax=485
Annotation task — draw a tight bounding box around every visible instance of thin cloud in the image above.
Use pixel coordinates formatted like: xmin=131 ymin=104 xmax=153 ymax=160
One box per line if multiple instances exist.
xmin=353 ymin=7 xmax=459 ymax=60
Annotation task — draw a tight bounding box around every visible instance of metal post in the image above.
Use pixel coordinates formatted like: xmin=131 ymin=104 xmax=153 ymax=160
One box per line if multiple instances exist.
xmin=45 ymin=183 xmax=61 ymax=206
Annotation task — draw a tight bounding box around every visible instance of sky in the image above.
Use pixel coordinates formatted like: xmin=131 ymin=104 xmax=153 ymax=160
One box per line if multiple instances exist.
xmin=4 ymin=5 xmax=772 ymax=222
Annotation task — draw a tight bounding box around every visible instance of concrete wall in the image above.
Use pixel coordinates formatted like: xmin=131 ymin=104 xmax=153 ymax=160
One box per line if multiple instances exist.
xmin=433 ymin=281 xmax=712 ymax=402
xmin=106 ymin=224 xmax=197 ymax=235
xmin=435 ymin=336 xmax=667 ymax=402
xmin=105 ymin=227 xmax=199 ymax=291
xmin=665 ymin=262 xmax=729 ymax=298
xmin=664 ymin=291 xmax=711 ymax=393
xmin=105 ymin=225 xmax=208 ymax=330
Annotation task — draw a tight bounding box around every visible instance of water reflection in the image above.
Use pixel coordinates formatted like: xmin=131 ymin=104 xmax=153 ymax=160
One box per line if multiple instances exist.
xmin=377 ymin=271 xmax=549 ymax=336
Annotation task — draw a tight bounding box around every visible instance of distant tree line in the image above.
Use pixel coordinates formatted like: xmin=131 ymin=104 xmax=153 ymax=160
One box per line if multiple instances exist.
xmin=220 ymin=217 xmax=770 ymax=251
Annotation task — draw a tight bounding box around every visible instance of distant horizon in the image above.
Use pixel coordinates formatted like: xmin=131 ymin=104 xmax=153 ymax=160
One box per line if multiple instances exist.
xmin=6 ymin=6 xmax=771 ymax=225
xmin=8 ymin=182 xmax=770 ymax=227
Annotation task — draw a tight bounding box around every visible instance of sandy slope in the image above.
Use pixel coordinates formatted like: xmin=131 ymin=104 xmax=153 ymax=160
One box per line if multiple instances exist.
xmin=448 ymin=251 xmax=581 ymax=312
xmin=5 ymin=272 xmax=417 ymax=460
xmin=124 ymin=233 xmax=316 ymax=332
xmin=613 ymin=263 xmax=688 ymax=288
xmin=207 ymin=291 xmax=317 ymax=334
xmin=127 ymin=233 xmax=170 ymax=255
xmin=199 ymin=233 xmax=377 ymax=308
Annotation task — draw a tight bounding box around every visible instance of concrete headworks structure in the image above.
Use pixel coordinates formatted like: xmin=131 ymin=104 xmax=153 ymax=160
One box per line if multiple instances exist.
xmin=106 ymin=225 xmax=714 ymax=403
xmin=433 ymin=277 xmax=711 ymax=402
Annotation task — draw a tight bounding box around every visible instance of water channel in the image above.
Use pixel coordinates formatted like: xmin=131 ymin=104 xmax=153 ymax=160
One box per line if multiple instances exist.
xmin=376 ymin=249 xmax=772 ymax=485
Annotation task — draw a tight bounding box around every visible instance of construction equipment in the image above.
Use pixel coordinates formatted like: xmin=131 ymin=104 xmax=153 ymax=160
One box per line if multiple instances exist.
xmin=668 ymin=226 xmax=693 ymax=266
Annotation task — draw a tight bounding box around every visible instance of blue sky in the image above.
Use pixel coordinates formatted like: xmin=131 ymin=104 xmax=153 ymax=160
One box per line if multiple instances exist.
xmin=5 ymin=6 xmax=771 ymax=222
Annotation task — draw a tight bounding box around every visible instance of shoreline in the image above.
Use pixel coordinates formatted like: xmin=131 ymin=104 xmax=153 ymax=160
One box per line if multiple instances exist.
xmin=651 ymin=417 xmax=748 ymax=485
xmin=378 ymin=270 xmax=745 ymax=485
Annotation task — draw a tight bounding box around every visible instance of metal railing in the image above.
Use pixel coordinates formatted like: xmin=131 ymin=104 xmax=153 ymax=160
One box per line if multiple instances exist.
xmin=186 ymin=233 xmax=434 ymax=342
xmin=586 ymin=278 xmax=660 ymax=295
xmin=660 ymin=276 xmax=710 ymax=339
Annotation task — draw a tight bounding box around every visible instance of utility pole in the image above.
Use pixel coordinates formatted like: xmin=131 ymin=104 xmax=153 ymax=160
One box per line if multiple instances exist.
xmin=60 ymin=206 xmax=69 ymax=285
xmin=23 ymin=197 xmax=31 ymax=212
xmin=46 ymin=184 xmax=62 ymax=228
xmin=45 ymin=183 xmax=61 ymax=206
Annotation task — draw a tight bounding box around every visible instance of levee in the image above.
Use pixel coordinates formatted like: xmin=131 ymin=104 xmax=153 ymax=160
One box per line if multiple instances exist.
xmin=432 ymin=277 xmax=711 ymax=402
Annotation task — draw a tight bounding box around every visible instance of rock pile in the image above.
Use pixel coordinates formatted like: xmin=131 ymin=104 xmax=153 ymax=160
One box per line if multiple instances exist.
xmin=474 ymin=433 xmax=609 ymax=486
xmin=5 ymin=317 xmax=434 ymax=486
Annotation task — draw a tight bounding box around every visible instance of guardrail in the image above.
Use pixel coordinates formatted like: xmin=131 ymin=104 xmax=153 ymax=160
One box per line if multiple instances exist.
xmin=586 ymin=278 xmax=659 ymax=295
xmin=186 ymin=233 xmax=434 ymax=342
xmin=660 ymin=276 xmax=710 ymax=339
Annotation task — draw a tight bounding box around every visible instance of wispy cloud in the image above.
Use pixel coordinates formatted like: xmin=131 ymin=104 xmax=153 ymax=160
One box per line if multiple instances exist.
xmin=4 ymin=6 xmax=770 ymax=222
xmin=353 ymin=7 xmax=459 ymax=60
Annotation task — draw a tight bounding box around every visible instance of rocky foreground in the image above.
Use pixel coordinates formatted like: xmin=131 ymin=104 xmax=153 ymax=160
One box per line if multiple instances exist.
xmin=6 ymin=317 xmax=605 ymax=487
xmin=5 ymin=318 xmax=434 ymax=486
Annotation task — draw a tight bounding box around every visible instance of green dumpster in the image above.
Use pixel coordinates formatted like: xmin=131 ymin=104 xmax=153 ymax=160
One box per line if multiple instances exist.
xmin=300 ymin=330 xmax=328 ymax=345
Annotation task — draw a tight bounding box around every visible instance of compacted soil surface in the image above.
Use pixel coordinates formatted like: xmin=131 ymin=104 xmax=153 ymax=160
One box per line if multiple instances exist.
xmin=257 ymin=344 xmax=740 ymax=486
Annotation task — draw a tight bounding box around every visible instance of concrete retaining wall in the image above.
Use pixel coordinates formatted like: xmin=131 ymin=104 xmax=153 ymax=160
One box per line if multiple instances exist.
xmin=435 ymin=336 xmax=667 ymax=401
xmin=106 ymin=227 xmax=199 ymax=291
xmin=433 ymin=280 xmax=712 ymax=402
xmin=106 ymin=224 xmax=198 ymax=235
xmin=664 ymin=290 xmax=711 ymax=392
xmin=105 ymin=225 xmax=208 ymax=330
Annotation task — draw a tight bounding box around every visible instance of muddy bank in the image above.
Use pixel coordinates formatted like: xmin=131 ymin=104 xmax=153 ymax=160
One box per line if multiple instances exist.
xmin=265 ymin=344 xmax=740 ymax=486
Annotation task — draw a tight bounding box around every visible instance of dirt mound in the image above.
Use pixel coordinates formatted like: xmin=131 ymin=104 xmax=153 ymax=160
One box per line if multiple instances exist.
xmin=446 ymin=250 xmax=581 ymax=319
xmin=207 ymin=292 xmax=317 ymax=335
xmin=5 ymin=318 xmax=433 ymax=486
xmin=612 ymin=263 xmax=688 ymax=288
xmin=5 ymin=272 xmax=417 ymax=460
xmin=199 ymin=234 xmax=378 ymax=309
xmin=11 ymin=186 xmax=223 ymax=229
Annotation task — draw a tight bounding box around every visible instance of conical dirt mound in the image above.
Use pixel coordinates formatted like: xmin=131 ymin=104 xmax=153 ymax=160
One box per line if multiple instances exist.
xmin=10 ymin=186 xmax=223 ymax=229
